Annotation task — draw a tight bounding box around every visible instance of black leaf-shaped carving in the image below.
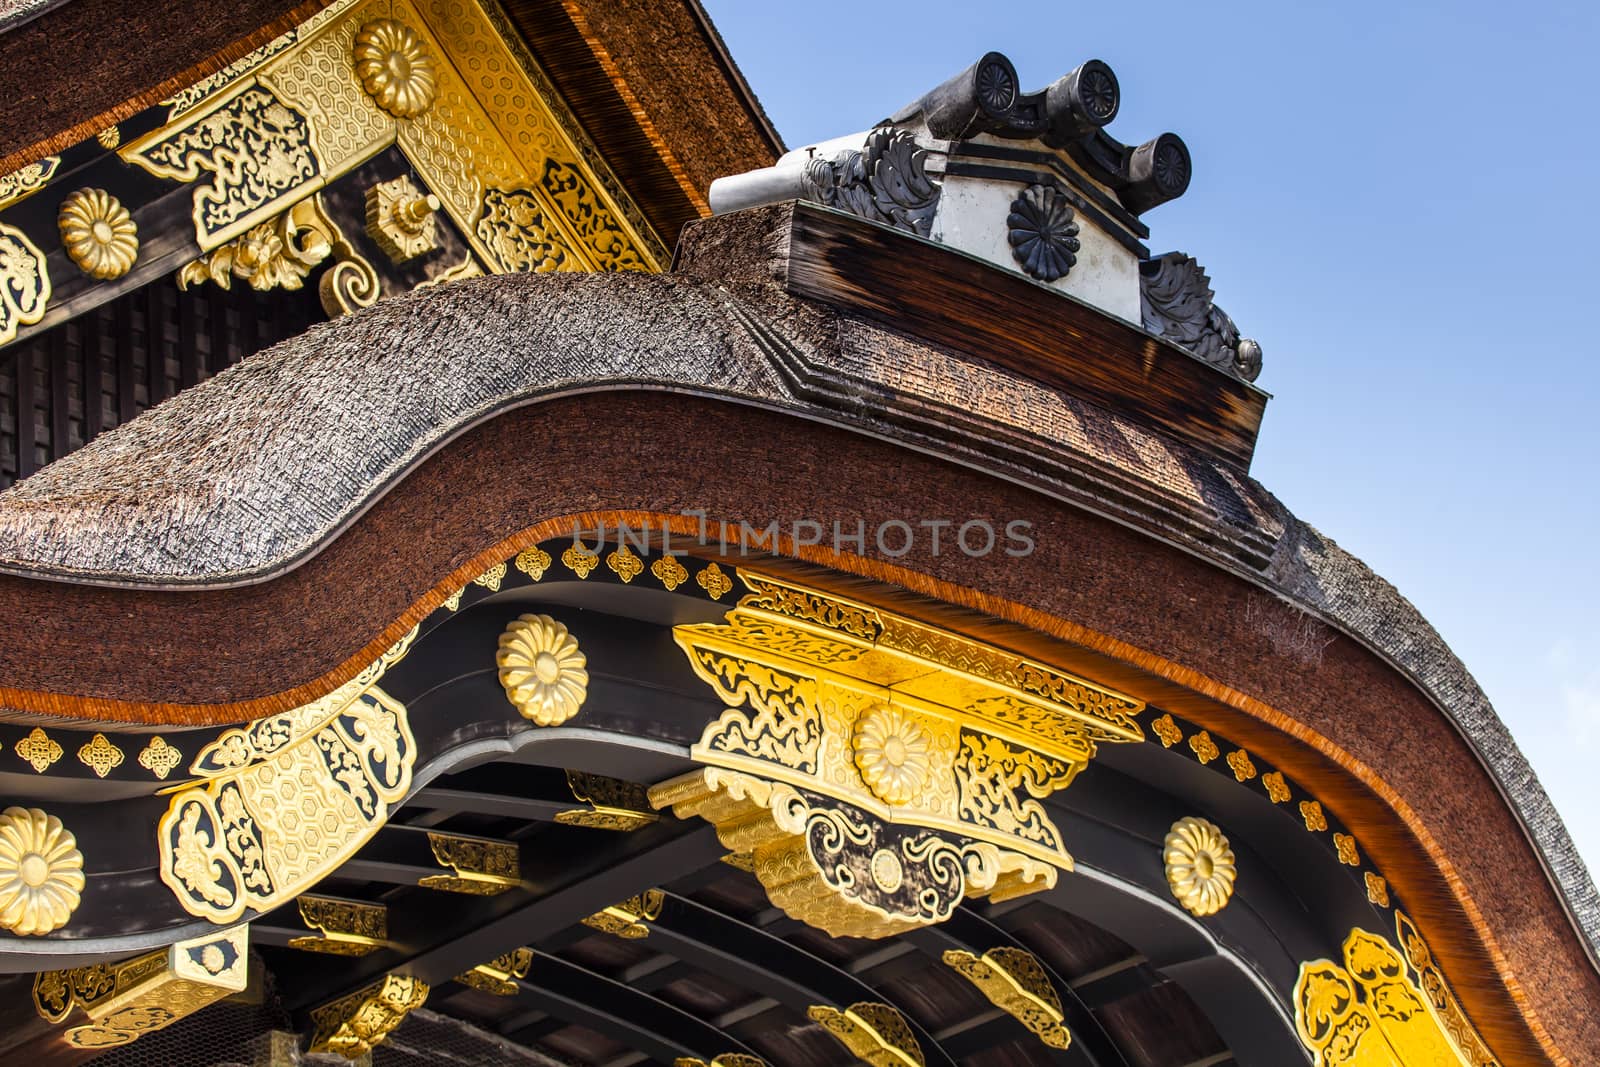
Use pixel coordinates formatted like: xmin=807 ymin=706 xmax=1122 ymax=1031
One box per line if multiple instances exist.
xmin=800 ymin=127 xmax=940 ymax=238
xmin=1006 ymin=184 xmax=1080 ymax=282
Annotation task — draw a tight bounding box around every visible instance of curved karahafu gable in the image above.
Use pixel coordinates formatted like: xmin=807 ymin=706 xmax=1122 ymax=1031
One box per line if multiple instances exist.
xmin=0 ymin=203 xmax=1591 ymax=1063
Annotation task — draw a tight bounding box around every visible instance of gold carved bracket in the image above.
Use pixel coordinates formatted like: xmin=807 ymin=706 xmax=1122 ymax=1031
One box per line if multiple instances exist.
xmin=454 ymin=947 xmax=533 ymax=995
xmin=286 ymin=894 xmax=388 ymax=956
xmin=655 ymin=571 xmax=1144 ymax=938
xmin=419 ymin=831 xmax=520 ymax=895
xmin=808 ymin=1001 xmax=925 ymax=1067
xmin=33 ymin=926 xmax=250 ymax=1051
xmin=942 ymin=947 xmax=1070 ymax=1049
xmin=309 ymin=973 xmax=428 ymax=1058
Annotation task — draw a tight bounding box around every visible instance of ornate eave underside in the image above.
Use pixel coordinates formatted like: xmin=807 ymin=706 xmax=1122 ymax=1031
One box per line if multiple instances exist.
xmin=0 ymin=204 xmax=1589 ymax=1061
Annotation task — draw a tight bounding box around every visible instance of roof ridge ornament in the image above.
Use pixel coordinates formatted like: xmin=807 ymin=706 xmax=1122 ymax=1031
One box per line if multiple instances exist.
xmin=708 ymin=51 xmax=1264 ymax=382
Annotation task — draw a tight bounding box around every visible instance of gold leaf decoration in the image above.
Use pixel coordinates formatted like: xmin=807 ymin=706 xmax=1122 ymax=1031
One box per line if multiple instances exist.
xmin=808 ymin=1001 xmax=925 ymax=1067
xmin=454 ymin=948 xmax=533 ymax=996
xmin=0 ymin=221 xmax=51 ymax=345
xmin=1150 ymin=713 xmax=1181 ymax=748
xmin=77 ymin=733 xmax=125 ymax=778
xmin=1365 ymin=873 xmax=1389 ymax=908
xmin=651 ymin=555 xmax=689 ymax=591
xmin=1262 ymin=771 xmax=1291 ymax=804
xmin=419 ymin=833 xmax=519 ymax=895
xmin=607 ymin=543 xmax=644 ymax=582
xmin=0 ymin=807 xmax=84 ymax=935
xmin=1334 ymin=833 xmax=1360 ymax=867
xmin=1300 ymin=800 xmax=1328 ymax=832
xmin=96 ymin=126 xmax=120 ymax=149
xmin=942 ymin=947 xmax=1071 ymax=1049
xmin=514 ymin=546 xmax=552 ymax=580
xmin=1164 ymin=816 xmax=1236 ymax=917
xmin=472 ymin=562 xmax=506 ymax=591
xmin=496 ymin=614 xmax=588 ymax=725
xmin=1226 ymin=749 xmax=1257 ymax=782
xmin=443 ymin=587 xmax=464 ymax=611
xmin=1188 ymin=730 xmax=1219 ymax=764
xmin=309 ymin=974 xmax=428 ymax=1058
xmin=352 ymin=19 xmax=437 ymax=118
xmin=582 ymin=889 xmax=664 ymax=939
xmin=137 ymin=737 xmax=183 ymax=780
xmin=853 ymin=706 xmax=932 ymax=805
xmin=15 ymin=728 xmax=62 ymax=773
xmin=562 ymin=544 xmax=599 ymax=578
xmin=696 ymin=562 xmax=733 ymax=599
xmin=59 ymin=188 xmax=138 ymax=280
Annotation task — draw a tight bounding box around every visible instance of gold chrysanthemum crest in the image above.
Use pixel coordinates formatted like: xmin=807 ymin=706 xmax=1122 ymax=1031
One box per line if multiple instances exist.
xmin=59 ymin=189 xmax=138 ymax=280
xmin=853 ymin=706 xmax=932 ymax=806
xmin=1164 ymin=816 xmax=1236 ymax=917
xmin=497 ymin=614 xmax=588 ymax=725
xmin=353 ymin=19 xmax=437 ymax=118
xmin=0 ymin=807 xmax=84 ymax=935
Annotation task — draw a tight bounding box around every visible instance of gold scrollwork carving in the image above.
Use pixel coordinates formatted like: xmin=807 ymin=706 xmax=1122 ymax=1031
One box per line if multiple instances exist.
xmin=497 ymin=614 xmax=588 ymax=725
xmin=0 ymin=156 xmax=59 ymax=210
xmin=59 ymin=189 xmax=138 ymax=280
xmin=1294 ymin=924 xmax=1500 ymax=1066
xmin=1150 ymin=713 xmax=1182 ymax=748
xmin=76 ymin=733 xmax=125 ymax=778
xmin=651 ymin=554 xmax=690 ymax=590
xmin=476 ymin=187 xmax=572 ymax=273
xmin=514 ymin=545 xmax=552 ymax=579
xmin=1393 ymin=911 xmax=1499 ymax=1066
xmin=661 ymin=571 xmax=1144 ymax=935
xmin=697 ymin=563 xmax=733 ymax=600
xmin=582 ymin=890 xmax=664 ymax=940
xmin=943 ymin=947 xmax=1070 ymax=1049
xmin=808 ymin=1001 xmax=925 ymax=1067
xmin=15 ymin=728 xmax=62 ymax=772
xmin=1263 ymin=770 xmax=1291 ymax=803
xmin=34 ymin=927 xmax=249 ymax=1049
xmin=652 ymin=769 xmax=1052 ymax=939
xmin=309 ymin=974 xmax=428 ymax=1058
xmin=607 ymin=542 xmax=645 ymax=582
xmin=1164 ymin=816 xmax=1236 ymax=917
xmin=286 ymin=895 xmax=387 ymax=956
xmin=138 ymin=737 xmax=184 ymax=780
xmin=419 ymin=832 xmax=519 ymax=894
xmin=0 ymin=221 xmax=50 ymax=347
xmin=0 ymin=807 xmax=84 ymax=935
xmin=562 ymin=543 xmax=599 ymax=577
xmin=156 ymin=630 xmax=416 ymax=923
xmin=540 ymin=159 xmax=647 ymax=272
xmin=554 ymin=770 xmax=658 ymax=831
xmin=124 ymin=83 xmax=321 ymax=249
xmin=454 ymin=947 xmax=533 ymax=995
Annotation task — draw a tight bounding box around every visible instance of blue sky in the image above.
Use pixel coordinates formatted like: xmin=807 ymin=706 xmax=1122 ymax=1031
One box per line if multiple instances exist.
xmin=702 ymin=1 xmax=1600 ymax=870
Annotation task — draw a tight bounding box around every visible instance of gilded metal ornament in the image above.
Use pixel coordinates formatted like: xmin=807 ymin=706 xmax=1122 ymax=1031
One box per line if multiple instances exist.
xmin=473 ymin=562 xmax=507 ymax=591
xmin=0 ymin=221 xmax=50 ymax=347
xmin=1226 ymin=748 xmax=1257 ymax=782
xmin=1365 ymin=873 xmax=1390 ymax=908
xmin=1164 ymin=816 xmax=1236 ymax=918
xmin=1294 ymin=924 xmax=1500 ymax=1067
xmin=96 ymin=126 xmax=121 ymax=149
xmin=15 ymin=727 xmax=62 ymax=772
xmin=697 ymin=562 xmax=733 ymax=600
xmin=513 ymin=546 xmax=552 ymax=580
xmin=476 ymin=187 xmax=571 ymax=273
xmin=1393 ymin=910 xmax=1500 ymax=1066
xmin=0 ymin=156 xmax=59 ymax=210
xmin=309 ymin=974 xmax=428 ymax=1058
xmin=286 ymin=895 xmax=387 ymax=956
xmin=58 ymin=189 xmax=139 ymax=280
xmin=581 ymin=890 xmax=664 ymax=939
xmin=942 ymin=947 xmax=1071 ymax=1049
xmin=1188 ymin=730 xmax=1220 ymax=764
xmin=651 ymin=554 xmax=690 ymax=590
xmin=137 ymin=737 xmax=184 ymax=780
xmin=454 ymin=947 xmax=534 ymax=995
xmin=34 ymin=926 xmax=249 ymax=1049
xmin=76 ymin=733 xmax=125 ymax=778
xmin=562 ymin=544 xmax=599 ymax=577
xmin=1301 ymin=800 xmax=1328 ymax=832
xmin=353 ymin=19 xmax=438 ymax=118
xmin=1335 ymin=833 xmax=1361 ymax=867
xmin=157 ymin=629 xmax=417 ymax=922
xmin=0 ymin=807 xmax=84 ymax=935
xmin=1150 ymin=713 xmax=1181 ymax=748
xmin=1263 ymin=770 xmax=1291 ymax=803
xmin=365 ymin=174 xmax=441 ymax=262
xmin=419 ymin=832 xmax=519 ymax=894
xmin=607 ymin=543 xmax=644 ymax=582
xmin=497 ymin=614 xmax=589 ymax=725
xmin=554 ymin=770 xmax=658 ymax=831
xmin=657 ymin=571 xmax=1143 ymax=937
xmin=808 ymin=1001 xmax=925 ymax=1067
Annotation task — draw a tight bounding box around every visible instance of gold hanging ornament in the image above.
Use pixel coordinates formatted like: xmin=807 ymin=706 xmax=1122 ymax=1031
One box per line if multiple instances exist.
xmin=59 ymin=189 xmax=138 ymax=280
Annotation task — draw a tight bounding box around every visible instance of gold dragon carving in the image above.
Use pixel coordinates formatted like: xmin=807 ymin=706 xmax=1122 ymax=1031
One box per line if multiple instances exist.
xmin=156 ymin=629 xmax=417 ymax=923
xmin=653 ymin=572 xmax=1144 ymax=939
